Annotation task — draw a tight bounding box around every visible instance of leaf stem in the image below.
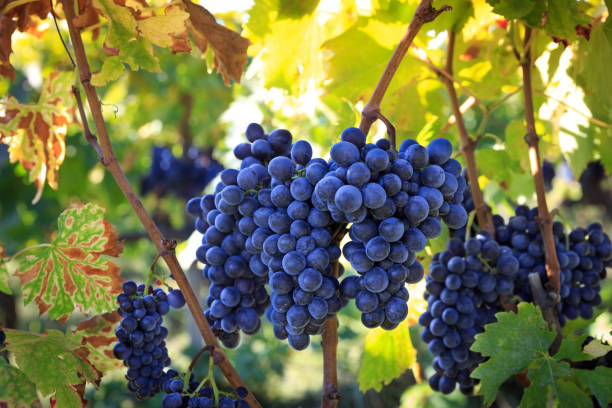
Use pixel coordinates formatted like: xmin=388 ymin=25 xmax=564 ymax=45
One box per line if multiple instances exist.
xmin=358 ymin=0 xmax=452 ymax=139
xmin=58 ymin=1 xmax=261 ymax=406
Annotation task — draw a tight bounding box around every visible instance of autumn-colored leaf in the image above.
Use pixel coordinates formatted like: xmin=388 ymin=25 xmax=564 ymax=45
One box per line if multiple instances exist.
xmin=0 ymin=0 xmax=50 ymax=79
xmin=13 ymin=203 xmax=124 ymax=324
xmin=184 ymin=0 xmax=251 ymax=85
xmin=4 ymin=329 xmax=102 ymax=408
xmin=0 ymin=359 xmax=40 ymax=408
xmin=73 ymin=311 xmax=122 ymax=373
xmin=0 ymin=71 xmax=73 ymax=203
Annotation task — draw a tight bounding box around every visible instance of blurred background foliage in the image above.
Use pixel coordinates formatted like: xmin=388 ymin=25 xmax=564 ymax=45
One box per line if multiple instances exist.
xmin=1 ymin=0 xmax=611 ymax=406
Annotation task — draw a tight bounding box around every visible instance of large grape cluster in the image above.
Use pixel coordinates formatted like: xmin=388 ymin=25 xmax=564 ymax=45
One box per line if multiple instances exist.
xmin=494 ymin=206 xmax=611 ymax=325
xmin=262 ymin=141 xmax=344 ymax=350
xmin=328 ymin=128 xmax=468 ymax=329
xmin=161 ymin=372 xmax=251 ymax=408
xmin=113 ymin=281 xmax=184 ymax=400
xmin=419 ymin=232 xmax=518 ymax=394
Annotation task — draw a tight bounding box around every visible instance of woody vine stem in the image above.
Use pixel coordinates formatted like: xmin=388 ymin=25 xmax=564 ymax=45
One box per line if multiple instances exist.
xmin=59 ymin=0 xmax=261 ymax=406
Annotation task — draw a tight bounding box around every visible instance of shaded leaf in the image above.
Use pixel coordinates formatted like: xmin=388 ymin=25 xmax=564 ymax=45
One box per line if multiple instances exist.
xmin=471 ymin=303 xmax=555 ymax=406
xmin=0 ymin=71 xmax=73 ymax=203
xmin=358 ymin=320 xmax=417 ymax=392
xmin=5 ymin=329 xmax=102 ymax=407
xmin=574 ymin=366 xmax=612 ymax=407
xmin=519 ymin=358 xmax=580 ymax=408
xmin=0 ymin=358 xmax=40 ymax=408
xmin=185 ymin=0 xmax=250 ymax=85
xmin=73 ymin=311 xmax=122 ymax=373
xmin=13 ymin=203 xmax=124 ymax=323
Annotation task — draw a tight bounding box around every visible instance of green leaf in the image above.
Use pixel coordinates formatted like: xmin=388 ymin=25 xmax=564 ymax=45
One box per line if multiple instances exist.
xmin=504 ymin=120 xmax=529 ymax=170
xmin=13 ymin=203 xmax=124 ymax=323
xmin=471 ymin=303 xmax=555 ymax=406
xmin=553 ymin=334 xmax=592 ymax=362
xmin=475 ymin=148 xmax=519 ymax=187
xmin=583 ymin=339 xmax=612 ymax=359
xmin=555 ymin=379 xmax=593 ymax=408
xmin=0 ymin=242 xmax=10 ymax=294
xmin=519 ymin=358 xmax=580 ymax=408
xmin=544 ymin=0 xmax=590 ymax=40
xmin=0 ymin=359 xmax=39 ymax=408
xmin=486 ymin=0 xmax=536 ymax=19
xmin=575 ymin=366 xmax=612 ymax=407
xmin=429 ymin=0 xmax=474 ymax=33
xmin=358 ymin=321 xmax=417 ymax=392
xmin=91 ymin=56 xmax=124 ymax=87
xmin=5 ymin=330 xmax=102 ymax=407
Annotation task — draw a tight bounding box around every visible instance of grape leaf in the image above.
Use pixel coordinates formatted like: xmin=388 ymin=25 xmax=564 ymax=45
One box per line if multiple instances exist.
xmin=72 ymin=311 xmax=122 ymax=373
xmin=5 ymin=329 xmax=102 ymax=408
xmin=185 ymin=0 xmax=251 ymax=85
xmin=13 ymin=203 xmax=124 ymax=324
xmin=0 ymin=358 xmax=40 ymax=408
xmin=574 ymin=367 xmax=612 ymax=407
xmin=91 ymin=55 xmax=124 ymax=86
xmin=553 ymin=334 xmax=592 ymax=362
xmin=0 ymin=242 xmax=10 ymax=294
xmin=519 ymin=358 xmax=588 ymax=408
xmin=89 ymin=0 xmax=192 ymax=80
xmin=486 ymin=0 xmax=536 ymax=19
xmin=0 ymin=71 xmax=73 ymax=203
xmin=568 ymin=23 xmax=612 ymax=173
xmin=583 ymin=340 xmax=612 ymax=359
xmin=471 ymin=303 xmax=556 ymax=406
xmin=544 ymin=0 xmax=590 ymax=40
xmin=358 ymin=320 xmax=417 ymax=392
xmin=0 ymin=0 xmax=50 ymax=80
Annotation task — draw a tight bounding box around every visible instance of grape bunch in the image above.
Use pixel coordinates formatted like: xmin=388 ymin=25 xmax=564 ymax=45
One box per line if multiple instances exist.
xmin=262 ymin=142 xmax=344 ymax=350
xmin=558 ymin=222 xmax=611 ymax=324
xmin=325 ymin=128 xmax=468 ymax=329
xmin=161 ymin=372 xmax=250 ymax=408
xmin=113 ymin=282 xmax=185 ymax=400
xmin=187 ymin=123 xmax=299 ymax=347
xmin=494 ymin=206 xmax=611 ymax=325
xmin=419 ymin=232 xmax=518 ymax=394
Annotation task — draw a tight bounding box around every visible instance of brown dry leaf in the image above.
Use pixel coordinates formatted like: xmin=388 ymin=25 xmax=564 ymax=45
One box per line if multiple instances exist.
xmin=184 ymin=0 xmax=250 ymax=85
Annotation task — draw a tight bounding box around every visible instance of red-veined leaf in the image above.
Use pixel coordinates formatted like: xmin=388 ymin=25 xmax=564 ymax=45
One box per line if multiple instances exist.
xmin=13 ymin=203 xmax=124 ymax=324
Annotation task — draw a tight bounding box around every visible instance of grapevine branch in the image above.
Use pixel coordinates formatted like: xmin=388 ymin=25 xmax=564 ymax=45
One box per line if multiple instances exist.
xmin=358 ymin=0 xmax=452 ymax=141
xmin=439 ymin=30 xmax=494 ymax=236
xmin=519 ymin=26 xmax=562 ymax=347
xmin=59 ymin=1 xmax=261 ymax=406
xmin=519 ymin=26 xmax=562 ymax=298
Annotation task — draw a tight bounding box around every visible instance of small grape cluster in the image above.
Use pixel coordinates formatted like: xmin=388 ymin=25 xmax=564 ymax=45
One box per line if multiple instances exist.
xmin=263 ymin=143 xmax=344 ymax=350
xmin=326 ymin=128 xmax=468 ymax=329
xmin=494 ymin=206 xmax=611 ymax=325
xmin=419 ymin=232 xmax=518 ymax=394
xmin=113 ymin=281 xmax=185 ymax=400
xmin=161 ymin=371 xmax=250 ymax=408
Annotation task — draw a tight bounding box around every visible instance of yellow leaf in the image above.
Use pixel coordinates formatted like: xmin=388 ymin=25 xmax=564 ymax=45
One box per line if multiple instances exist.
xmin=137 ymin=6 xmax=190 ymax=50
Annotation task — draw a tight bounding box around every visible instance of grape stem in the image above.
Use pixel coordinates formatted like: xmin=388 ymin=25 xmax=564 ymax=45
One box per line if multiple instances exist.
xmin=59 ymin=1 xmax=261 ymax=406
xmin=358 ymin=0 xmax=452 ymax=141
